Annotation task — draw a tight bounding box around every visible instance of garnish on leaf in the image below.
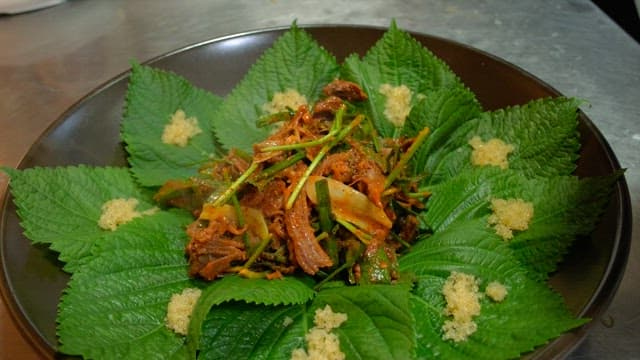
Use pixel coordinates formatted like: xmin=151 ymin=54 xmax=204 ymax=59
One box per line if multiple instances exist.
xmin=122 ymin=63 xmax=223 ymax=186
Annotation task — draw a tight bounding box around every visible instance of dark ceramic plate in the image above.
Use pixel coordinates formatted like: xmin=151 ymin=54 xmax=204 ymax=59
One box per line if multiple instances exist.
xmin=0 ymin=25 xmax=632 ymax=359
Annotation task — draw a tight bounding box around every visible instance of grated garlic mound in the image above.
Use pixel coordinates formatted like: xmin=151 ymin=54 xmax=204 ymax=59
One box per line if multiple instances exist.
xmin=165 ymin=288 xmax=202 ymax=336
xmin=262 ymin=89 xmax=307 ymax=115
xmin=488 ymin=198 xmax=534 ymax=240
xmin=468 ymin=136 xmax=514 ymax=169
xmin=485 ymin=281 xmax=508 ymax=302
xmin=97 ymin=198 xmax=157 ymax=231
xmin=442 ymin=319 xmax=478 ymax=343
xmin=379 ymin=83 xmax=412 ymax=127
xmin=161 ymin=109 xmax=202 ymax=147
xmin=313 ymin=304 xmax=348 ymax=330
xmin=441 ymin=271 xmax=481 ymax=342
xmin=291 ymin=305 xmax=347 ymax=360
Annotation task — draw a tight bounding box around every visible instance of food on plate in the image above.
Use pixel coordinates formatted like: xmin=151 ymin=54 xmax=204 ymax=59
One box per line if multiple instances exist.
xmin=441 ymin=271 xmax=481 ymax=342
xmin=156 ymin=78 xmax=425 ymax=284
xmin=1 ymin=22 xmax=619 ymax=359
xmin=291 ymin=305 xmax=348 ymax=360
xmin=166 ymin=288 xmax=203 ymax=335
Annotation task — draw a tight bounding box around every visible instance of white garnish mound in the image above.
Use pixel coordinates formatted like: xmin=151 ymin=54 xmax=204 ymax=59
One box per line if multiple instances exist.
xmin=441 ymin=271 xmax=481 ymax=342
xmin=262 ymin=89 xmax=308 ymax=114
xmin=379 ymin=83 xmax=412 ymax=127
xmin=488 ymin=198 xmax=534 ymax=240
xmin=97 ymin=198 xmax=156 ymax=231
xmin=165 ymin=288 xmax=202 ymax=336
xmin=485 ymin=281 xmax=509 ymax=302
xmin=161 ymin=109 xmax=202 ymax=147
xmin=291 ymin=305 xmax=347 ymax=360
xmin=468 ymin=136 xmax=514 ymax=169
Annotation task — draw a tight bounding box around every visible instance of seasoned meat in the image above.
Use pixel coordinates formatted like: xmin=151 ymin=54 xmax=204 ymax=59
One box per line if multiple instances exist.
xmin=314 ymin=147 xmax=386 ymax=208
xmin=323 ymin=79 xmax=368 ymax=102
xmin=283 ymin=163 xmax=333 ymax=274
xmin=312 ymin=95 xmax=344 ymax=119
xmin=185 ymin=206 xmax=247 ymax=280
xmin=284 ymin=191 xmax=333 ymax=275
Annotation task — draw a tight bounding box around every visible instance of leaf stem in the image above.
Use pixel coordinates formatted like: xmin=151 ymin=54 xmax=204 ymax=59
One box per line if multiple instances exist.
xmin=365 ymin=113 xmax=383 ymax=153
xmin=315 ymin=179 xmax=333 ymax=232
xmin=212 ymin=162 xmax=259 ymax=207
xmin=243 ymin=235 xmax=272 ymax=269
xmin=407 ymin=190 xmax=432 ymax=199
xmin=390 ymin=231 xmax=412 ymax=249
xmin=285 ymin=114 xmax=363 ymax=210
xmin=336 ymin=218 xmax=371 ymax=244
xmin=314 ymin=261 xmax=352 ymax=290
xmin=315 ymin=179 xmax=338 ymax=264
xmin=256 ymin=110 xmax=293 ymax=128
xmin=384 ymin=126 xmax=430 ymax=188
xmin=259 ymin=106 xmax=345 ymax=152
xmin=253 ymin=151 xmax=306 ymax=182
xmin=237 ymin=268 xmax=268 ymax=279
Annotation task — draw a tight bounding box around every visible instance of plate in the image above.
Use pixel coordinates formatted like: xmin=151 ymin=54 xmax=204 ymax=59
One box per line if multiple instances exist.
xmin=0 ymin=25 xmax=632 ymax=359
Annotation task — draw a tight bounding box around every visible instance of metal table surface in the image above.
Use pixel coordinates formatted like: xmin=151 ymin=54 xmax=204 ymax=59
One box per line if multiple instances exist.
xmin=0 ymin=1 xmax=638 ymax=359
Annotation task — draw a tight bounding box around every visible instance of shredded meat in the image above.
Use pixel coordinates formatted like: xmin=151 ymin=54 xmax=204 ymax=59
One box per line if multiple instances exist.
xmin=157 ymin=78 xmax=428 ymax=284
xmin=314 ymin=147 xmax=386 ymax=208
xmin=201 ymin=149 xmax=251 ymax=178
xmin=241 ymin=179 xmax=286 ymax=218
xmin=185 ymin=208 xmax=247 ymax=280
xmin=284 ymin=192 xmax=333 ymax=274
xmin=241 ymin=179 xmax=288 ymax=248
xmin=283 ymin=163 xmax=333 ymax=274
xmin=323 ymin=79 xmax=368 ymax=102
xmin=253 ymin=105 xmax=327 ymax=164
xmin=312 ymin=95 xmax=343 ymax=119
xmin=396 ymin=214 xmax=419 ymax=243
xmin=186 ymin=223 xmax=247 ymax=280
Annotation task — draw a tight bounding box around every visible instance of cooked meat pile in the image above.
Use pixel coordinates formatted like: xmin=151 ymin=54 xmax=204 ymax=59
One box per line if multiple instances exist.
xmin=154 ymin=79 xmax=426 ymax=285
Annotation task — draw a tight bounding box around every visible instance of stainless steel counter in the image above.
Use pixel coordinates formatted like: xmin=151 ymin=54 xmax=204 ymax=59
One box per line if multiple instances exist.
xmin=1 ymin=0 xmax=638 ymax=359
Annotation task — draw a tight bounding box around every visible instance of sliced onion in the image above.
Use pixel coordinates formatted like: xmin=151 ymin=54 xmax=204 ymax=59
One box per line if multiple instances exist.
xmin=242 ymin=206 xmax=270 ymax=241
xmin=305 ymin=175 xmax=392 ymax=230
xmin=199 ymin=204 xmax=236 ymax=222
xmin=199 ymin=204 xmax=268 ymax=244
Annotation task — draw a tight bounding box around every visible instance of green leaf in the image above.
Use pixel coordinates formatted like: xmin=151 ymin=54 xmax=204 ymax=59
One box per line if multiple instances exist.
xmin=90 ymin=208 xmax=193 ymax=254
xmin=198 ymin=284 xmax=415 ymax=360
xmin=199 ymin=302 xmax=306 ymax=360
xmin=428 ymin=97 xmax=581 ymax=184
xmin=403 ymin=87 xmax=482 ymax=178
xmin=195 ymin=275 xmax=315 ymax=307
xmin=400 ymin=218 xmax=587 ymax=359
xmin=341 ymin=21 xmax=466 ymax=137
xmin=122 ymin=62 xmax=223 ymax=186
xmin=2 ymin=166 xmax=156 ymax=271
xmin=312 ymin=285 xmax=416 ymax=360
xmin=56 ymin=211 xmax=195 ymax=359
xmin=422 ymin=168 xmax=618 ymax=276
xmin=423 ymin=167 xmax=518 ymax=232
xmin=212 ymin=24 xmax=339 ymax=153
xmin=187 ymin=275 xmax=315 ymax=356
xmin=507 ymin=173 xmax=619 ymax=276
